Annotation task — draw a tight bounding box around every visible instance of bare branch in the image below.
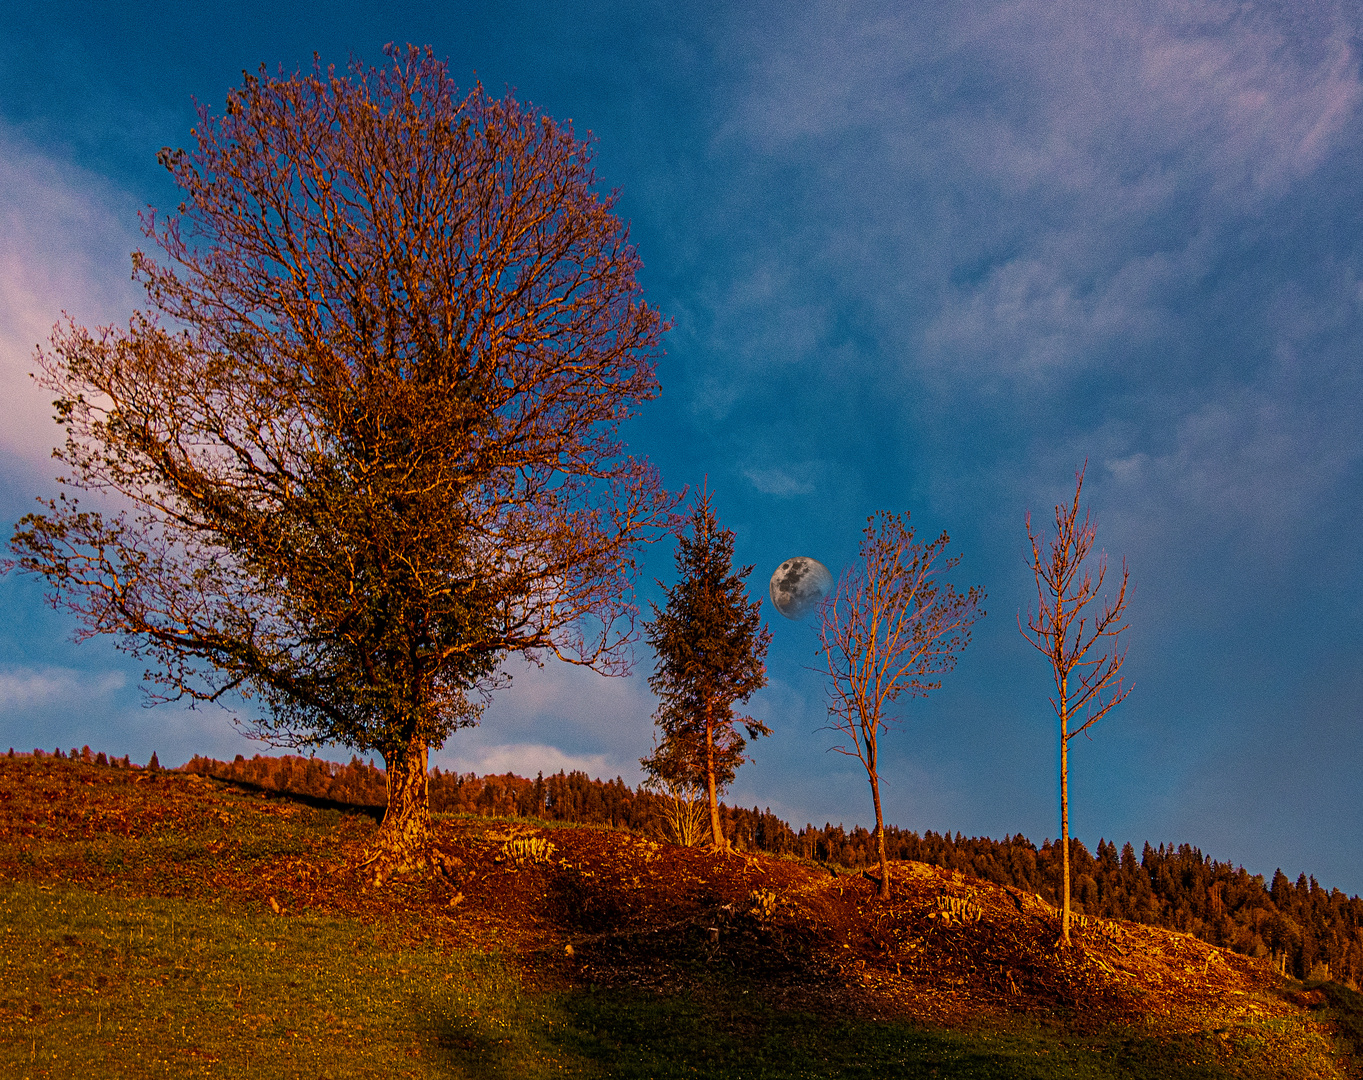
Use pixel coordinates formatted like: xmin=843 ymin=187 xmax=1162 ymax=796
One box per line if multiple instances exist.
xmin=817 ymin=512 xmax=984 ymax=897
xmin=1019 ymin=462 xmax=1133 ymax=945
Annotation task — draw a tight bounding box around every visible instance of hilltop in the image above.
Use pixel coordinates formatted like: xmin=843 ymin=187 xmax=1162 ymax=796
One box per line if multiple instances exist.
xmin=178 ymin=747 xmax=1363 ymax=989
xmin=3 ymin=752 xmax=1362 ymax=1078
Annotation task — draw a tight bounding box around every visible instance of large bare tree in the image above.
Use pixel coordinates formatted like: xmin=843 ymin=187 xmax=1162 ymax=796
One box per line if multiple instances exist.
xmin=1021 ymin=465 xmax=1132 ymax=945
xmin=6 ymin=47 xmax=674 ymax=878
xmin=818 ymin=513 xmax=984 ymax=898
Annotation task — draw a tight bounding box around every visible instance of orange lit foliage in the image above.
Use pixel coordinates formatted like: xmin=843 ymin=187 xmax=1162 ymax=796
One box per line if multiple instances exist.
xmin=9 ymin=47 xmax=673 ymax=876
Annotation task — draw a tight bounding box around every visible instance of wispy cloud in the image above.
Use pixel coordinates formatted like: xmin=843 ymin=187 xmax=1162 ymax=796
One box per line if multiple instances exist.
xmin=743 ymin=461 xmax=822 ymax=497
xmin=0 ymin=121 xmax=140 ymax=468
xmin=673 ymin=0 xmax=1363 ymax=551
xmin=0 ymin=665 xmax=126 ymax=710
xmin=713 ymin=0 xmax=1363 ymax=380
xmin=437 ymin=742 xmax=618 ymax=780
xmin=432 ymin=656 xmax=658 ymax=783
xmin=483 ymin=655 xmax=654 ymax=725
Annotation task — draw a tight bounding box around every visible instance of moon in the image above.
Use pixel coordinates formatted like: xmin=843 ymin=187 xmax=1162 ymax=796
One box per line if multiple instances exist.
xmin=769 ymin=556 xmax=834 ymax=620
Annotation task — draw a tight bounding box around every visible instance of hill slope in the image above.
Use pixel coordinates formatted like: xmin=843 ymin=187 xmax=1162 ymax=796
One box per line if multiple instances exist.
xmin=178 ymin=748 xmax=1363 ymax=987
xmin=3 ymin=753 xmax=1361 ymax=1078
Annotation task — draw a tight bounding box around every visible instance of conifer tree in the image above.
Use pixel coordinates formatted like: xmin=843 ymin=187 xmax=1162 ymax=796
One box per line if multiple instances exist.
xmin=642 ymin=489 xmax=771 ymax=850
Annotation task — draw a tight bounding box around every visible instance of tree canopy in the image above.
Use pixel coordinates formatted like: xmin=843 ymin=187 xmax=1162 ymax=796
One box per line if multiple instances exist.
xmin=8 ymin=46 xmax=675 ymax=874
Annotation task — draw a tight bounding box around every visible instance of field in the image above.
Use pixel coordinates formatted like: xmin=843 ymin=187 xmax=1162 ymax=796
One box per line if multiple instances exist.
xmin=3 ymin=753 xmax=1361 ymax=1078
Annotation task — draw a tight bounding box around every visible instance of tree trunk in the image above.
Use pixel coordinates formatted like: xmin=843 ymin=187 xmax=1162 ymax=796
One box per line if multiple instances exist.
xmin=1060 ymin=675 xmax=1071 ymax=945
xmin=368 ymin=732 xmax=432 ymax=880
xmin=869 ymin=761 xmax=891 ymax=900
xmin=704 ymin=699 xmax=725 ymax=851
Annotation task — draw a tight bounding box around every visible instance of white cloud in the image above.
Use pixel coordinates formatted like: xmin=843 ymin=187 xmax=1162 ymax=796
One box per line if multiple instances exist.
xmin=704 ymin=0 xmax=1362 ymax=387
xmin=483 ymin=654 xmax=654 ymax=727
xmin=743 ymin=462 xmax=821 ymax=497
xmin=436 ymin=742 xmax=617 ymax=780
xmin=0 ymin=665 xmax=126 ymax=710
xmin=431 ymin=655 xmax=658 ymax=783
xmin=0 ymin=120 xmax=140 ymax=468
xmin=681 ymin=0 xmax=1363 ymax=559
xmin=919 ymin=4 xmax=1360 ymax=377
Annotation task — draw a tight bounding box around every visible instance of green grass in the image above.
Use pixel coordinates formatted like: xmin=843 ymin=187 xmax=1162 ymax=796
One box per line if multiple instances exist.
xmin=1 ymin=880 xmax=556 ymax=1078
xmin=1313 ymin=980 xmax=1363 ymax=1054
xmin=3 ymin=880 xmax=1348 ymax=1079
xmin=554 ymin=990 xmax=1331 ymax=1079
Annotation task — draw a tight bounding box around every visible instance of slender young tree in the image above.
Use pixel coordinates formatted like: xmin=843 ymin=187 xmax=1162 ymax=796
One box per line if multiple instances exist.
xmin=643 ymin=489 xmax=771 ymax=851
xmin=6 ymin=47 xmax=675 ymax=879
xmin=818 ymin=512 xmax=984 ymax=899
xmin=1020 ymin=465 xmax=1132 ymax=945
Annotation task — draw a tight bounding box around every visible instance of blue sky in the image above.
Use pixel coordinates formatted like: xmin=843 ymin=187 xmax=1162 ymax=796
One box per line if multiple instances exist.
xmin=3 ymin=1 xmax=1362 ymax=893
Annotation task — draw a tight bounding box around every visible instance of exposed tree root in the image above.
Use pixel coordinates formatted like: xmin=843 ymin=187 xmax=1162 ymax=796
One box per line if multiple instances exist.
xmin=357 ymin=841 xmax=464 ymax=887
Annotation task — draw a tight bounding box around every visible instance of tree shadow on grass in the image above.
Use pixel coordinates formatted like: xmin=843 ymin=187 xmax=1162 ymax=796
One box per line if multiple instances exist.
xmin=204 ymin=774 xmax=385 ymax=821
xmin=540 ymin=986 xmax=1251 ymax=1080
xmin=427 ymin=1019 xmax=519 ymax=1080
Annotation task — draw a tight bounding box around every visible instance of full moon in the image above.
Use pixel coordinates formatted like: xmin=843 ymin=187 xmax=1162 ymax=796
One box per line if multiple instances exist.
xmin=769 ymin=556 xmax=834 ymax=620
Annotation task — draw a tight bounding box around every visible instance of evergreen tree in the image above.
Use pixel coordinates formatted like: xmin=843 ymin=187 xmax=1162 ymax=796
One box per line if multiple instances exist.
xmin=642 ymin=489 xmax=771 ymax=850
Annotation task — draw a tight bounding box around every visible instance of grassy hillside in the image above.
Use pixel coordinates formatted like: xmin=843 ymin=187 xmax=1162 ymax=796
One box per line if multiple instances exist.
xmin=3 ymin=753 xmax=1361 ymax=1078
xmin=177 ymin=748 xmax=1363 ymax=987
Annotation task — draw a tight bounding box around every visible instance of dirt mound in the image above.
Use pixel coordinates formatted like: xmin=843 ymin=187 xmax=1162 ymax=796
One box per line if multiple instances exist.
xmin=430 ymin=817 xmax=1299 ymax=1037
xmin=0 ymin=754 xmax=1329 ymax=1043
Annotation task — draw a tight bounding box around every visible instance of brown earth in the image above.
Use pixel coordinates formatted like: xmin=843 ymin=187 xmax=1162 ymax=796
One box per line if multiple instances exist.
xmin=0 ymin=754 xmax=1342 ymax=1052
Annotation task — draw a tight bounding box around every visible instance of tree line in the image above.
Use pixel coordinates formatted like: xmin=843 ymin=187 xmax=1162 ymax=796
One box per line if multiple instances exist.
xmin=171 ymin=747 xmax=1362 ymax=986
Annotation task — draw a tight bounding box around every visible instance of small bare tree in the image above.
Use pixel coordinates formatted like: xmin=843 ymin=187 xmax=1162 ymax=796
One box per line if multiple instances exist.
xmin=818 ymin=513 xmax=984 ymax=899
xmin=1021 ymin=465 xmax=1132 ymax=945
